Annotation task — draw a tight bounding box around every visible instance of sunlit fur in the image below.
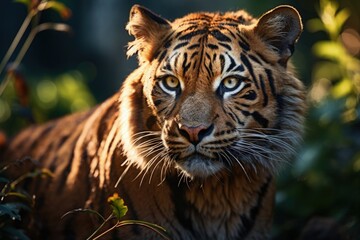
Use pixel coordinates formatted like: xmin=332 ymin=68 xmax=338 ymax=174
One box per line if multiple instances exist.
xmin=1 ymin=5 xmax=305 ymax=240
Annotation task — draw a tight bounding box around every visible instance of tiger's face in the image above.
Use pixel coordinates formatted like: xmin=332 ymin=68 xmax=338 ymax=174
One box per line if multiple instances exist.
xmin=120 ymin=5 xmax=305 ymax=179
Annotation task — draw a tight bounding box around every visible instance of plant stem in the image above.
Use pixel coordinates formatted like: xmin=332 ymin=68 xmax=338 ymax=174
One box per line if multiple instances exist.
xmin=86 ymin=214 xmax=114 ymax=240
xmin=0 ymin=23 xmax=70 ymax=95
xmin=91 ymin=223 xmax=119 ymax=240
xmin=117 ymin=220 xmax=173 ymax=240
xmin=0 ymin=10 xmax=35 ymax=77
xmin=91 ymin=220 xmax=173 ymax=240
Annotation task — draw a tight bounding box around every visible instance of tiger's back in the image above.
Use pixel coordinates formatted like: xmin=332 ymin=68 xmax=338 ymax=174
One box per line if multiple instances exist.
xmin=1 ymin=5 xmax=305 ymax=240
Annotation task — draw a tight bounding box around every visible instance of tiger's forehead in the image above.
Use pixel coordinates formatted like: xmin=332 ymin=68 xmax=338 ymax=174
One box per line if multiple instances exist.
xmin=157 ymin=12 xmax=256 ymax=86
xmin=172 ymin=11 xmax=255 ymax=27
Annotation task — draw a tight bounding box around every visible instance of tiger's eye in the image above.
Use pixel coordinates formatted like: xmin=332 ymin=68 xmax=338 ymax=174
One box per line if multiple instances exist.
xmin=223 ymin=77 xmax=239 ymax=90
xmin=165 ymin=76 xmax=180 ymax=89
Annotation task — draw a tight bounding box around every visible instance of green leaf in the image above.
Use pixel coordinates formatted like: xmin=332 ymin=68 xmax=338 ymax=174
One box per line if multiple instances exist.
xmin=0 ymin=203 xmax=29 ymax=220
xmin=10 ymin=168 xmax=53 ymax=189
xmin=332 ymin=78 xmax=353 ymax=98
xmin=334 ymin=9 xmax=350 ymax=30
xmin=107 ymin=193 xmax=128 ymax=220
xmin=313 ymin=41 xmax=347 ymax=61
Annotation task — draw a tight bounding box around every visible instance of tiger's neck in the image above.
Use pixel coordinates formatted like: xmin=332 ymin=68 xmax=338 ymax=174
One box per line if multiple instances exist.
xmin=166 ymin=166 xmax=274 ymax=239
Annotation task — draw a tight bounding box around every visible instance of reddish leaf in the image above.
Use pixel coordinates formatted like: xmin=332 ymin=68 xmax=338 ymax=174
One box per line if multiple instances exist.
xmin=8 ymin=70 xmax=29 ymax=107
xmin=0 ymin=131 xmax=6 ymax=147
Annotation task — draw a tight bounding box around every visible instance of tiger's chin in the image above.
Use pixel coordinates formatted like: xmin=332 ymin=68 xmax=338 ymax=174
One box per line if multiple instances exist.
xmin=174 ymin=154 xmax=224 ymax=179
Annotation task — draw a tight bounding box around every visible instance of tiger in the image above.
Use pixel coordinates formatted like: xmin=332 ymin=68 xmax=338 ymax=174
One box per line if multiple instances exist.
xmin=0 ymin=4 xmax=305 ymax=240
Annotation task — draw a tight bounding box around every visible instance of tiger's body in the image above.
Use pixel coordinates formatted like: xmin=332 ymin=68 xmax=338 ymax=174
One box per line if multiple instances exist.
xmin=0 ymin=5 xmax=305 ymax=240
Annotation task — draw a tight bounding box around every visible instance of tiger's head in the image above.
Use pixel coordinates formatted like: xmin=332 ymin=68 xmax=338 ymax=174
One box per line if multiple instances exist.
xmin=119 ymin=5 xmax=305 ymax=180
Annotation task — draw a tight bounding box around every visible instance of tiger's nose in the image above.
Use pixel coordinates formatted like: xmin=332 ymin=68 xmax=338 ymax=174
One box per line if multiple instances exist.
xmin=178 ymin=124 xmax=214 ymax=145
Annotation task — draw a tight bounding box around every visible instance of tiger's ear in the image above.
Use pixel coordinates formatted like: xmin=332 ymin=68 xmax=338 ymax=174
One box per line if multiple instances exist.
xmin=254 ymin=6 xmax=302 ymax=66
xmin=126 ymin=5 xmax=171 ymax=64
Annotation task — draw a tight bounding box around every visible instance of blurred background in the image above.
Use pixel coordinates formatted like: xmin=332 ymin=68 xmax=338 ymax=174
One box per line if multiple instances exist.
xmin=0 ymin=0 xmax=359 ymax=239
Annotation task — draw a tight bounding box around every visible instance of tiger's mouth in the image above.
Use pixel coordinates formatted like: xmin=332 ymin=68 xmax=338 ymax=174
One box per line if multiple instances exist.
xmin=174 ymin=153 xmax=224 ymax=178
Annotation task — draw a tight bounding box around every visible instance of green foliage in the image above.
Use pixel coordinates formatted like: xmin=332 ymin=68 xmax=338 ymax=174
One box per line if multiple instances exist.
xmin=107 ymin=193 xmax=128 ymax=220
xmin=0 ymin=70 xmax=96 ymax=135
xmin=0 ymin=165 xmax=53 ymax=240
xmin=62 ymin=193 xmax=172 ymax=240
xmin=274 ymin=0 xmax=360 ymax=238
xmin=0 ymin=0 xmax=93 ymax=136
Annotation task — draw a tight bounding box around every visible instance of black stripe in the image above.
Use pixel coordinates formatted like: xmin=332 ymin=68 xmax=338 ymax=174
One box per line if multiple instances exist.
xmin=239 ymin=39 xmax=250 ymax=51
xmin=241 ymin=53 xmax=259 ymax=89
xmin=238 ymin=176 xmax=272 ymax=238
xmin=190 ymin=51 xmax=198 ymax=60
xmin=207 ymin=44 xmax=219 ymax=49
xmin=146 ymin=116 xmax=157 ymax=130
xmin=220 ymin=55 xmax=225 ymax=73
xmin=163 ymin=37 xmax=173 ymax=49
xmin=238 ymin=34 xmax=250 ymax=51
xmin=212 ymin=53 xmax=217 ymax=61
xmin=255 ymin=51 xmax=272 ymax=65
xmin=241 ymin=110 xmax=250 ymax=116
xmin=252 ymin=111 xmax=269 ymax=128
xmin=219 ymin=42 xmax=232 ymax=51
xmin=249 ymin=54 xmax=262 ymax=64
xmin=182 ymin=52 xmax=191 ymax=75
xmin=265 ymin=68 xmax=276 ymax=96
xmin=25 ymin=124 xmax=54 ymax=151
xmin=204 ymin=62 xmax=213 ymax=77
xmin=163 ymin=61 xmax=172 ymax=71
xmin=174 ymin=41 xmax=189 ymax=50
xmin=229 ymin=108 xmax=245 ymax=125
xmin=192 ymin=60 xmax=198 ymax=70
xmin=166 ymin=176 xmax=195 ymax=234
xmin=57 ymin=150 xmax=75 ymax=193
xmin=226 ymin=28 xmax=237 ymax=39
xmin=48 ymin=135 xmax=70 ymax=171
xmin=225 ymin=53 xmax=236 ymax=72
xmin=225 ymin=121 xmax=234 ymax=128
xmin=188 ymin=44 xmax=200 ymax=50
xmin=154 ymin=99 xmax=162 ymax=106
xmin=166 ymin=103 xmax=177 ymax=116
xmin=179 ymin=29 xmax=207 ymax=41
xmin=210 ymin=29 xmax=231 ymax=42
xmin=158 ymin=50 xmax=167 ymax=63
xmin=234 ymin=64 xmax=245 ymax=72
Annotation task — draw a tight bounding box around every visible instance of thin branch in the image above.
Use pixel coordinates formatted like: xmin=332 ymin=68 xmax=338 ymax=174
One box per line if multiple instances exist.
xmin=0 ymin=23 xmax=71 ymax=95
xmin=0 ymin=10 xmax=36 ymax=77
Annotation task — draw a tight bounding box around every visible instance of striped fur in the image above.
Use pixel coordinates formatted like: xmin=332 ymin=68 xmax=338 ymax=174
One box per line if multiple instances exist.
xmin=0 ymin=5 xmax=305 ymax=240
